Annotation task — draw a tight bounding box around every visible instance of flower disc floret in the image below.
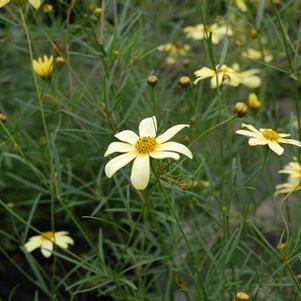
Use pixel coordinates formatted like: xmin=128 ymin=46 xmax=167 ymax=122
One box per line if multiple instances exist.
xmin=135 ymin=137 xmax=157 ymax=154
xmin=261 ymin=129 xmax=280 ymax=141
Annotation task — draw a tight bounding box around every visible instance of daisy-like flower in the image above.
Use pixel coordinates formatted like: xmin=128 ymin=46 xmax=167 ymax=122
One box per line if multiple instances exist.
xmin=24 ymin=231 xmax=74 ymax=258
xmin=32 ymin=55 xmax=53 ymax=79
xmin=194 ymin=64 xmax=241 ymax=88
xmin=0 ymin=0 xmax=41 ymax=9
xmin=242 ymin=48 xmax=273 ymax=63
xmin=183 ymin=23 xmax=232 ymax=44
xmin=104 ymin=116 xmax=193 ymax=190
xmin=232 ymin=63 xmax=261 ymax=88
xmin=275 ymin=160 xmax=301 ymax=195
xmin=236 ymin=123 xmax=301 ymax=155
xmin=158 ymin=42 xmax=190 ymax=64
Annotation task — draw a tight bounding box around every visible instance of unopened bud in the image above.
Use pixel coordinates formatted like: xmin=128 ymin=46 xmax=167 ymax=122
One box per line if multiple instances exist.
xmin=94 ymin=7 xmax=103 ymax=15
xmin=43 ymin=4 xmax=54 ymax=14
xmin=147 ymin=75 xmax=159 ymax=87
xmin=55 ymin=56 xmax=66 ymax=65
xmin=0 ymin=113 xmax=7 ymax=123
xmin=178 ymin=76 xmax=191 ymax=88
xmin=248 ymin=93 xmax=261 ymax=111
xmin=233 ymin=102 xmax=248 ymax=117
xmin=236 ymin=292 xmax=250 ymax=301
xmin=249 ymin=29 xmax=257 ymax=39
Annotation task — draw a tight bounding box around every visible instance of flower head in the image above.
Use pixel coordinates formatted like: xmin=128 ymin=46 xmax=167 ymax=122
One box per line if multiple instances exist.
xmin=24 ymin=231 xmax=74 ymax=258
xmin=194 ymin=64 xmax=241 ymax=88
xmin=275 ymin=160 xmax=301 ymax=195
xmin=242 ymin=48 xmax=273 ymax=63
xmin=194 ymin=64 xmax=260 ymax=88
xmin=236 ymin=123 xmax=301 ymax=155
xmin=0 ymin=0 xmax=41 ymax=9
xmin=32 ymin=55 xmax=53 ymax=79
xmin=184 ymin=23 xmax=232 ymax=44
xmin=104 ymin=116 xmax=193 ymax=190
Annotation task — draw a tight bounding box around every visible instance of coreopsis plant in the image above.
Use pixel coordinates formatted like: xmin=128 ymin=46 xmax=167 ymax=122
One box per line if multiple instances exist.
xmin=32 ymin=55 xmax=53 ymax=79
xmin=104 ymin=116 xmax=193 ymax=190
xmin=24 ymin=231 xmax=74 ymax=258
xmin=183 ymin=23 xmax=232 ymax=44
xmin=275 ymin=159 xmax=301 ymax=195
xmin=158 ymin=42 xmax=190 ymax=64
xmin=194 ymin=64 xmax=261 ymax=88
xmin=0 ymin=0 xmax=41 ymax=9
xmin=236 ymin=123 xmax=301 ymax=155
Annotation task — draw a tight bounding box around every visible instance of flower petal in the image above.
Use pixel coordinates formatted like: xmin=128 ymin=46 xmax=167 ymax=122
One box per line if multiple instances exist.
xmin=248 ymin=138 xmax=268 ymax=146
xmin=240 ymin=123 xmax=262 ymax=133
xmin=139 ymin=116 xmax=157 ymax=137
xmin=236 ymin=130 xmax=260 ymax=138
xmin=278 ymin=138 xmax=301 ymax=147
xmin=40 ymin=240 xmax=54 ymax=258
xmin=150 ymin=151 xmax=180 ymax=160
xmin=130 ymin=155 xmax=150 ymax=190
xmin=105 ymin=152 xmax=136 ymax=178
xmin=114 ymin=130 xmax=139 ymax=144
xmin=24 ymin=236 xmax=42 ymax=253
xmin=157 ymin=142 xmax=193 ymax=159
xmin=0 ymin=0 xmax=10 ymax=8
xmin=268 ymin=141 xmax=284 ymax=156
xmin=54 ymin=235 xmax=74 ymax=249
xmin=156 ymin=124 xmax=189 ymax=143
xmin=28 ymin=0 xmax=41 ymax=9
xmin=104 ymin=142 xmax=134 ymax=157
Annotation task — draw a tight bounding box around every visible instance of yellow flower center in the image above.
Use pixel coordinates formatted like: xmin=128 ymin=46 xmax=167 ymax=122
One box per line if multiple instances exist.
xmin=135 ymin=137 xmax=157 ymax=154
xmin=220 ymin=65 xmax=229 ymax=74
xmin=262 ymin=129 xmax=280 ymax=141
xmin=42 ymin=231 xmax=55 ymax=240
xmin=204 ymin=25 xmax=213 ymax=33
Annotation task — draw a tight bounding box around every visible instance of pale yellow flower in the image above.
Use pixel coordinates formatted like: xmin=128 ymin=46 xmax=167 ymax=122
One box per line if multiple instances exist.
xmin=275 ymin=160 xmax=301 ymax=195
xmin=234 ymin=0 xmax=248 ymax=12
xmin=184 ymin=23 xmax=232 ymax=44
xmin=194 ymin=64 xmax=240 ymax=88
xmin=0 ymin=0 xmax=41 ymax=9
xmin=232 ymin=64 xmax=261 ymax=88
xmin=104 ymin=116 xmax=193 ymax=190
xmin=158 ymin=43 xmax=190 ymax=64
xmin=236 ymin=291 xmax=250 ymax=300
xmin=32 ymin=55 xmax=53 ymax=79
xmin=236 ymin=123 xmax=301 ymax=156
xmin=194 ymin=64 xmax=260 ymax=89
xmin=24 ymin=231 xmax=74 ymax=258
xmin=242 ymin=48 xmax=273 ymax=63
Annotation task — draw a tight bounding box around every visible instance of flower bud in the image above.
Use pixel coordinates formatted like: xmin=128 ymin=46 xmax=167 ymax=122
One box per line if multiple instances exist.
xmin=94 ymin=7 xmax=103 ymax=15
xmin=233 ymin=102 xmax=248 ymax=117
xmin=0 ymin=113 xmax=7 ymax=122
xmin=178 ymin=76 xmax=191 ymax=88
xmin=248 ymin=93 xmax=261 ymax=111
xmin=55 ymin=56 xmax=66 ymax=65
xmin=147 ymin=75 xmax=159 ymax=87
xmin=236 ymin=292 xmax=250 ymax=301
xmin=43 ymin=4 xmax=54 ymax=14
xmin=249 ymin=29 xmax=257 ymax=39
